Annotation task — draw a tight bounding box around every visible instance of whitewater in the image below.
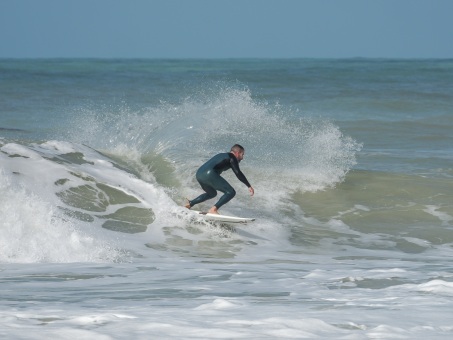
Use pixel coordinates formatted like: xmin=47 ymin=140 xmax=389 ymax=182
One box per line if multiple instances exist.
xmin=1 ymin=58 xmax=452 ymax=339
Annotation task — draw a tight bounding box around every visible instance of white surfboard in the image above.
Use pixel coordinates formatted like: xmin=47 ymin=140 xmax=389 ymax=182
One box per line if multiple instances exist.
xmin=193 ymin=211 xmax=255 ymax=224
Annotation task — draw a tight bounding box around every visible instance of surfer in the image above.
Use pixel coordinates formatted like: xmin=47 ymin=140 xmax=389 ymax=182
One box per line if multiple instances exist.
xmin=185 ymin=144 xmax=254 ymax=214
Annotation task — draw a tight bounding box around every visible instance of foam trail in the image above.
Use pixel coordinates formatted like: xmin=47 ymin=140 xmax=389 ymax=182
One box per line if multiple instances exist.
xmin=0 ymin=169 xmax=119 ymax=263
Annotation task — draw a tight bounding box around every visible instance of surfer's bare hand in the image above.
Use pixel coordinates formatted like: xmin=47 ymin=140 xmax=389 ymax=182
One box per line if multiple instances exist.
xmin=249 ymin=186 xmax=254 ymax=196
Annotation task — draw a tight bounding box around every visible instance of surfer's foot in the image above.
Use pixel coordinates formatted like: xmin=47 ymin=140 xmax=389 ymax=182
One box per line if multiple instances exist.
xmin=208 ymin=206 xmax=219 ymax=214
xmin=184 ymin=198 xmax=191 ymax=209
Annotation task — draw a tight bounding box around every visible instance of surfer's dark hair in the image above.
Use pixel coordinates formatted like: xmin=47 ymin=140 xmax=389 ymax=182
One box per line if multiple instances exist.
xmin=231 ymin=144 xmax=244 ymax=152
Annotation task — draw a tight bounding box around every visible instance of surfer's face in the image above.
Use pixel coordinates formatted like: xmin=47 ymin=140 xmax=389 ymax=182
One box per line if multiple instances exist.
xmin=235 ymin=150 xmax=244 ymax=162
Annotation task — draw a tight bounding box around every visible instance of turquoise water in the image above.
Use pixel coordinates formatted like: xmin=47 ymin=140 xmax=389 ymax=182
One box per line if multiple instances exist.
xmin=1 ymin=59 xmax=453 ymax=339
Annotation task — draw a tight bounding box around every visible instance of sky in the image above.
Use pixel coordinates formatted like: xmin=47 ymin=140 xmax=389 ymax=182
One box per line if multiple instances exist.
xmin=1 ymin=0 xmax=452 ymax=59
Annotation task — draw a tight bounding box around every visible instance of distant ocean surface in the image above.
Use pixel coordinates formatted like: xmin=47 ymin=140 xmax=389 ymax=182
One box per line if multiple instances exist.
xmin=1 ymin=59 xmax=452 ymax=339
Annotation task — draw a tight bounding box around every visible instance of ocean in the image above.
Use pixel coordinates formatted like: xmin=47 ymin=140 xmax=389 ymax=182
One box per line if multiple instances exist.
xmin=1 ymin=58 xmax=452 ymax=339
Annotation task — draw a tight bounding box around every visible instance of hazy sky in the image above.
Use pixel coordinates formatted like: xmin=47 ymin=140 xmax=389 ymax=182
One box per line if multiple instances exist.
xmin=1 ymin=0 xmax=452 ymax=59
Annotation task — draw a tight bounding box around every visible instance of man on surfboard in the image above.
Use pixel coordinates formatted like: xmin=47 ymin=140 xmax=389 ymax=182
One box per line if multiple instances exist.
xmin=185 ymin=144 xmax=254 ymax=214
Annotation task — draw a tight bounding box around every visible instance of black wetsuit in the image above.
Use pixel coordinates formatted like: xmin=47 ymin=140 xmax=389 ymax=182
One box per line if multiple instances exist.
xmin=189 ymin=152 xmax=251 ymax=209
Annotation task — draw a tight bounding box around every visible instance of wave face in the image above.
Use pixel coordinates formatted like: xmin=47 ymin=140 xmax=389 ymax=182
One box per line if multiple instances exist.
xmin=0 ymin=85 xmax=361 ymax=263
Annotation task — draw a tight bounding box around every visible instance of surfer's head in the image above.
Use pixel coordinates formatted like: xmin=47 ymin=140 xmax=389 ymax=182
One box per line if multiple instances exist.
xmin=231 ymin=144 xmax=245 ymax=162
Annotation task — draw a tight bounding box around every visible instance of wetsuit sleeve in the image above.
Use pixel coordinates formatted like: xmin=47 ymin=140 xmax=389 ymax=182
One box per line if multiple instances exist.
xmin=229 ymin=154 xmax=251 ymax=188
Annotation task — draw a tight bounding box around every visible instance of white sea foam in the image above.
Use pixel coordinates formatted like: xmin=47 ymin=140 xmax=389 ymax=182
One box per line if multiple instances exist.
xmin=424 ymin=205 xmax=453 ymax=226
xmin=0 ymin=169 xmax=119 ymax=263
xmin=417 ymin=280 xmax=453 ymax=296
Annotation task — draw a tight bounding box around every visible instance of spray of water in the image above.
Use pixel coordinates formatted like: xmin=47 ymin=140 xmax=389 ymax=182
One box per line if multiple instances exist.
xmin=65 ymin=84 xmax=361 ymax=194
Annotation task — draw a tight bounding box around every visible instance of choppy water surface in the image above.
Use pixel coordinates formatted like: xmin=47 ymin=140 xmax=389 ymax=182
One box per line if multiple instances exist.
xmin=1 ymin=59 xmax=452 ymax=339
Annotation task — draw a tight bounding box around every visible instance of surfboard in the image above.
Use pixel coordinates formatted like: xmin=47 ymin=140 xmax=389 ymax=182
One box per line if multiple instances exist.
xmin=193 ymin=211 xmax=255 ymax=224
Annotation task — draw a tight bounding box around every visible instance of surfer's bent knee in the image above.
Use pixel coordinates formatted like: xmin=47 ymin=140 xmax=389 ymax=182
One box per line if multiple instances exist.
xmin=226 ymin=188 xmax=236 ymax=199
